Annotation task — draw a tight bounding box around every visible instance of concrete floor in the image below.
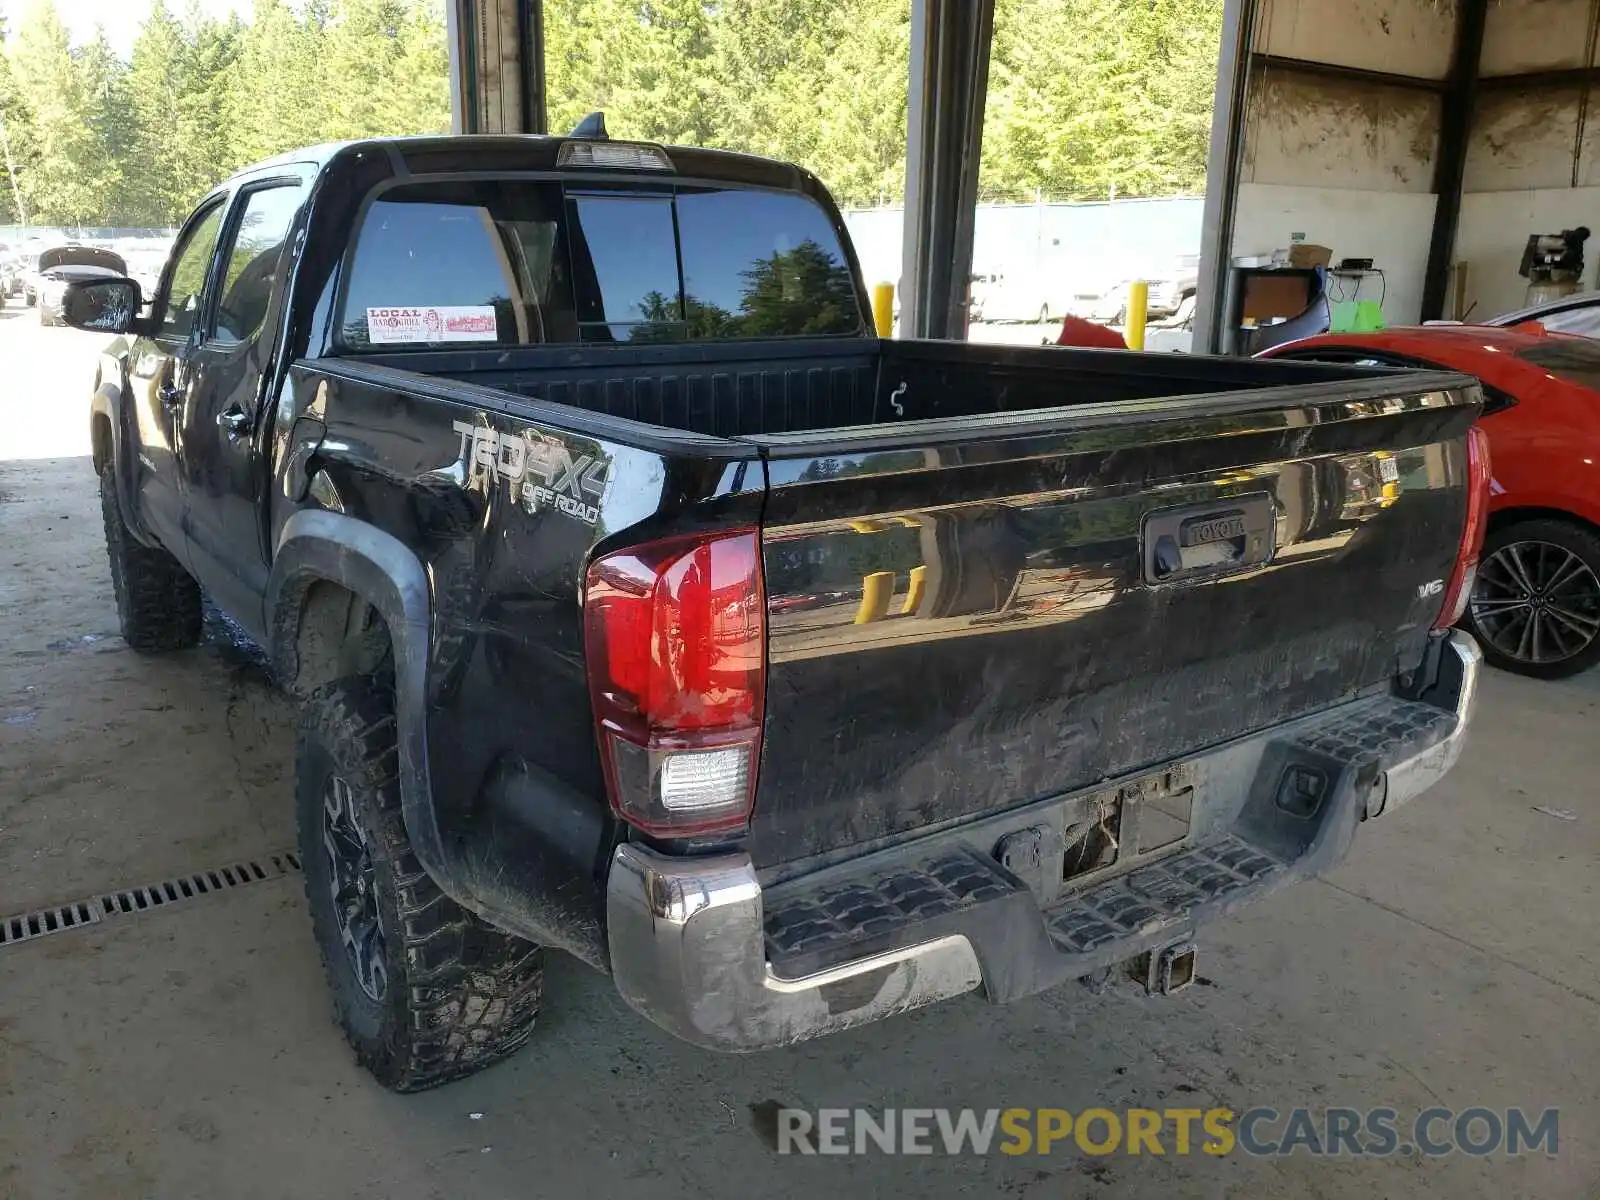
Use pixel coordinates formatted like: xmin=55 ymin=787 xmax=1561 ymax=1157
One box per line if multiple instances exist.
xmin=1 ymin=311 xmax=1596 ymax=1199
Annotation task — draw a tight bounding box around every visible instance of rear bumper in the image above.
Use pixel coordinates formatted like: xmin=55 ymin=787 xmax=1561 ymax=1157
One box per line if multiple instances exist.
xmin=607 ymin=848 xmax=985 ymax=1051
xmin=1366 ymin=630 xmax=1481 ymax=819
xmin=606 ymin=631 xmax=1481 ymax=1052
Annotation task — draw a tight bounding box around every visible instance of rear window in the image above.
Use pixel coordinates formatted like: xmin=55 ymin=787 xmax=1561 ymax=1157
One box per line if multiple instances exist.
xmin=1516 ymin=339 xmax=1600 ymax=392
xmin=676 ymin=188 xmax=863 ymax=339
xmin=566 ymin=192 xmax=682 ymax=339
xmin=339 ymin=179 xmax=861 ymax=350
xmin=341 ymin=180 xmax=574 ymax=349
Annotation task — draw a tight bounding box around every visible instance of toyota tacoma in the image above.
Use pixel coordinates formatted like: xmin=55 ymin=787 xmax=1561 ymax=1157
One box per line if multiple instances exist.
xmin=65 ymin=124 xmax=1487 ymax=1091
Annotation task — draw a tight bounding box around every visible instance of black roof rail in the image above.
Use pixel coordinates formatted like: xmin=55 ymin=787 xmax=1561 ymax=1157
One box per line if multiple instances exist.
xmin=569 ymin=112 xmax=609 ymax=140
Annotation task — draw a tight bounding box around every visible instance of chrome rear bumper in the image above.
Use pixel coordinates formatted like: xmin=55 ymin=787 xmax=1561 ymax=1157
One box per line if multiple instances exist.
xmin=606 ymin=631 xmax=1481 ymax=1052
xmin=607 ymin=845 xmax=982 ymax=1051
xmin=1368 ymin=630 xmax=1481 ymax=819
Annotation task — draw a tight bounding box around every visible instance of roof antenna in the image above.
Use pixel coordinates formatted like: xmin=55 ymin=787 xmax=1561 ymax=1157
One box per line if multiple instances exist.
xmin=569 ymin=111 xmax=608 ymax=140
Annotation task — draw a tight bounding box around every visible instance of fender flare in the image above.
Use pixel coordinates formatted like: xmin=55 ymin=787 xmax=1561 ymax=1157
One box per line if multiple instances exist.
xmin=267 ymin=510 xmax=611 ymax=958
xmin=90 ymin=381 xmax=154 ymax=546
xmin=265 ymin=510 xmax=449 ymax=879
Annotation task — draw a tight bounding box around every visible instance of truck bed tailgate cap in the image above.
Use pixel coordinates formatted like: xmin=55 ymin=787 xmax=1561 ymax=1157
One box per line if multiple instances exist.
xmin=737 ymin=370 xmax=1481 ymax=454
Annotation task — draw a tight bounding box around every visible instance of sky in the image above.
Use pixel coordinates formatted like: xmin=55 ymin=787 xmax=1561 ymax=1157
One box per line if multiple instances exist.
xmin=1 ymin=0 xmax=254 ymax=56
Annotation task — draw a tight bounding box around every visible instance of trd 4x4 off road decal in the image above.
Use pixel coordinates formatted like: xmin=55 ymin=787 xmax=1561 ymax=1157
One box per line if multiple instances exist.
xmin=451 ymin=419 xmax=608 ymax=526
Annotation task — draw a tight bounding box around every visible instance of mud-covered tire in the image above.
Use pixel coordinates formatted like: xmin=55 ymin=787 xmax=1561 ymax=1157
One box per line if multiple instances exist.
xmin=296 ymin=678 xmax=543 ymax=1092
xmin=98 ymin=463 xmax=201 ymax=651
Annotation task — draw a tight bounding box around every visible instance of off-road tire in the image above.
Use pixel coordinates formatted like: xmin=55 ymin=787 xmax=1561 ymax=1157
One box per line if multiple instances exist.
xmin=297 ymin=678 xmax=543 ymax=1092
xmin=98 ymin=463 xmax=202 ymax=651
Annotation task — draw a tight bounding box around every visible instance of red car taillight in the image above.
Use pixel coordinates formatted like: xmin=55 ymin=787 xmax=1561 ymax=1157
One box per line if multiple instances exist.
xmin=1435 ymin=424 xmax=1492 ymax=630
xmin=583 ymin=529 xmax=765 ymax=836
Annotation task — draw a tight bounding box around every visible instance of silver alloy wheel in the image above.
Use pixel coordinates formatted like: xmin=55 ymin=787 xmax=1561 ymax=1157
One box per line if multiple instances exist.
xmin=1471 ymin=540 xmax=1600 ymax=666
xmin=322 ymin=775 xmax=388 ymax=1003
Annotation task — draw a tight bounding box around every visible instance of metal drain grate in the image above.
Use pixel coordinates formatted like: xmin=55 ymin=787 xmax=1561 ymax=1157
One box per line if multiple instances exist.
xmin=99 ymin=852 xmax=301 ymax=916
xmin=0 ymin=851 xmax=301 ymax=949
xmin=3 ymin=900 xmax=102 ymax=946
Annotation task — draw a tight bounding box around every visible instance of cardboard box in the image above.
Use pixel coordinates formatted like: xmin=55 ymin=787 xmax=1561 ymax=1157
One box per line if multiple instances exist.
xmin=1240 ymin=274 xmax=1315 ymax=322
xmin=1287 ymin=243 xmax=1333 ymax=270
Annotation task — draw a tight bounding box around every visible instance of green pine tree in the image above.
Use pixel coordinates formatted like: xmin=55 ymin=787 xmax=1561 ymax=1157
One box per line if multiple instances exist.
xmin=77 ymin=26 xmax=132 ymax=225
xmin=122 ymin=1 xmax=186 ymax=224
xmin=224 ymin=0 xmax=328 ymax=163
xmin=9 ymin=1 xmax=104 ymax=225
xmin=0 ymin=15 xmax=34 ymax=224
xmin=178 ymin=6 xmax=245 ymax=195
xmin=0 ymin=0 xmax=1225 ymax=226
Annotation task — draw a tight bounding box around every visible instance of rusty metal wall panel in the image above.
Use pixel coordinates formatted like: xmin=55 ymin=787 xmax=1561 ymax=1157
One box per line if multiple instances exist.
xmin=1242 ymin=68 xmax=1441 ymax=192
xmin=1464 ymin=85 xmax=1587 ymax=190
xmin=1255 ymin=0 xmax=1456 ymax=79
xmin=1481 ymin=0 xmax=1596 ymax=76
xmin=1579 ymin=98 xmax=1600 ymax=185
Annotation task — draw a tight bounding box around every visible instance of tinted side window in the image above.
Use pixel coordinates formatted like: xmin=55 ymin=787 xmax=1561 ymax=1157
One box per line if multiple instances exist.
xmin=341 ymin=181 xmax=573 ymax=349
xmin=213 ymin=185 xmax=302 ymax=346
xmin=676 ymin=188 xmax=861 ymax=338
xmin=566 ymin=193 xmax=682 ymax=341
xmin=160 ymin=204 xmax=226 ymax=342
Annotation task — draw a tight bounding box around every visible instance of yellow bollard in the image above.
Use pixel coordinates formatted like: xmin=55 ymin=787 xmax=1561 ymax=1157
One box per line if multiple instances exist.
xmin=902 ymin=565 xmax=926 ymax=615
xmin=872 ymin=282 xmax=895 ymax=338
xmin=855 ymin=571 xmax=895 ymax=624
xmin=1125 ymin=280 xmax=1149 ymax=351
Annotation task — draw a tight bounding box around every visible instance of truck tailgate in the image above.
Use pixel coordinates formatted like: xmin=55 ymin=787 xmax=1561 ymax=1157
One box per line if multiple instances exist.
xmin=747 ymin=372 xmax=1480 ymax=871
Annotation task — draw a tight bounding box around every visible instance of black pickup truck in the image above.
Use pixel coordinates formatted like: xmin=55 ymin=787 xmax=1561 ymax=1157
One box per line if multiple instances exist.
xmin=66 ymin=128 xmax=1487 ymax=1092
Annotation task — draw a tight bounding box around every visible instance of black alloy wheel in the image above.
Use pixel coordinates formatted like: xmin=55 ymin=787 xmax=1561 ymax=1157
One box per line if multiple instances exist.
xmin=297 ymin=678 xmax=544 ymax=1091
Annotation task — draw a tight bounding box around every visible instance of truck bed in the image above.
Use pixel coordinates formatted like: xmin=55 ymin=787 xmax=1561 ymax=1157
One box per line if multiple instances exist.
xmin=357 ymin=337 xmax=1425 ymax=439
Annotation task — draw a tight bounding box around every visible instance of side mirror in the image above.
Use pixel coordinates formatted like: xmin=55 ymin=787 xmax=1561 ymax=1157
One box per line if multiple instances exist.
xmin=61 ymin=277 xmax=142 ymax=334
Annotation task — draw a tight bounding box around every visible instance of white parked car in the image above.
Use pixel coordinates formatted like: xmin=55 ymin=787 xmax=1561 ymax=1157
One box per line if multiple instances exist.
xmin=1487 ymin=291 xmax=1600 ymax=338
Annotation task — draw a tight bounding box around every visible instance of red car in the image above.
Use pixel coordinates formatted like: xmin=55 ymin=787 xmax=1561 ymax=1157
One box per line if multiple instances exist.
xmin=1263 ymin=324 xmax=1600 ymax=678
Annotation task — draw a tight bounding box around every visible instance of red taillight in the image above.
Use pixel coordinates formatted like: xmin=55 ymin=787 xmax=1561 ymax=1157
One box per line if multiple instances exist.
xmin=584 ymin=529 xmax=765 ymax=835
xmin=1435 ymin=424 xmax=1492 ymax=630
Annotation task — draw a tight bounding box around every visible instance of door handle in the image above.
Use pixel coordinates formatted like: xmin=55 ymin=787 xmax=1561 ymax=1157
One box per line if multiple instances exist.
xmin=217 ymin=406 xmax=251 ymax=438
xmin=158 ymin=382 xmax=183 ymax=410
xmin=1141 ymin=493 xmax=1275 ymax=585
